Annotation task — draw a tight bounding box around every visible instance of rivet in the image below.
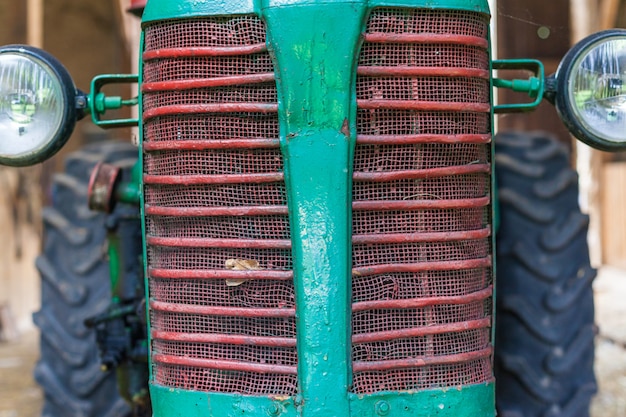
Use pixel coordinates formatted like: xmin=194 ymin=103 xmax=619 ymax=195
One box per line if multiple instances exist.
xmin=267 ymin=403 xmax=281 ymax=416
xmin=375 ymin=400 xmax=390 ymax=416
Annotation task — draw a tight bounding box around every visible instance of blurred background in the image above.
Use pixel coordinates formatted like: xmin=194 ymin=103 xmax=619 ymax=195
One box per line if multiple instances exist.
xmin=0 ymin=0 xmax=624 ymax=416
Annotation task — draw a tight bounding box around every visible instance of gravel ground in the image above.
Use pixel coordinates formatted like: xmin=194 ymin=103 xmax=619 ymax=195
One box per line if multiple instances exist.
xmin=0 ymin=330 xmax=41 ymax=417
xmin=590 ymin=266 xmax=626 ymax=417
xmin=0 ymin=267 xmax=625 ymax=417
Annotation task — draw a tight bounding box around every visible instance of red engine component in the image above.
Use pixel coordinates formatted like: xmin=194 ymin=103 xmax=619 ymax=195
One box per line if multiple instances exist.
xmin=128 ymin=0 xmax=146 ymax=16
xmin=142 ymin=9 xmax=492 ymax=396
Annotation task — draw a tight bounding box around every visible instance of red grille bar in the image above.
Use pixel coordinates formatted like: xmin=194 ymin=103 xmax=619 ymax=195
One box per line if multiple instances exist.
xmin=147 ymin=237 xmax=291 ymax=249
xmin=145 ymin=206 xmax=289 ymax=217
xmin=143 ymin=73 xmax=276 ymax=92
xmin=149 ymin=269 xmax=293 ymax=280
xmin=362 ymin=33 xmax=489 ymax=48
xmin=143 ymin=16 xmax=297 ymax=395
xmin=352 ymin=257 xmax=492 ymax=277
xmin=143 ymin=173 xmax=284 ymax=185
xmin=142 ymin=43 xmax=268 ymax=59
xmin=352 ymin=196 xmax=490 ymax=211
xmin=352 ymin=347 xmax=493 ymax=372
xmin=352 ymin=318 xmax=492 ymax=344
xmin=153 ymin=354 xmax=297 ymax=374
xmin=356 ymin=100 xmax=490 ymax=112
xmin=150 ymin=300 xmax=295 ymax=318
xmin=352 ymin=227 xmax=490 ymax=244
xmin=351 ymin=8 xmax=493 ymax=394
xmin=143 ymin=103 xmax=278 ymax=119
xmin=152 ymin=331 xmax=297 ymax=348
xmin=352 ymin=285 xmax=493 ymax=312
xmin=143 ymin=139 xmax=280 ymax=151
xmin=357 ymin=67 xmax=490 ymax=78
xmin=352 ymin=163 xmax=490 ymax=181
xmin=356 ymin=133 xmax=491 ymax=144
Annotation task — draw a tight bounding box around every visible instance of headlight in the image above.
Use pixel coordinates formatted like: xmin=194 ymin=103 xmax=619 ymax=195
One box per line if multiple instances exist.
xmin=555 ymin=30 xmax=626 ymax=151
xmin=0 ymin=45 xmax=79 ymax=166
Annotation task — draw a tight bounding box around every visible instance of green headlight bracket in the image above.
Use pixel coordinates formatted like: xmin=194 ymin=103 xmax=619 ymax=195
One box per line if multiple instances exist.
xmin=493 ymin=59 xmax=545 ymax=113
xmin=89 ymin=74 xmax=139 ymax=128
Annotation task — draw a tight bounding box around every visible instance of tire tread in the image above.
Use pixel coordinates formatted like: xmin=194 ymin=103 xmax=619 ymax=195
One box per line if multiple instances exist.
xmin=495 ymin=131 xmax=596 ymax=417
xmin=34 ymin=141 xmax=137 ymax=417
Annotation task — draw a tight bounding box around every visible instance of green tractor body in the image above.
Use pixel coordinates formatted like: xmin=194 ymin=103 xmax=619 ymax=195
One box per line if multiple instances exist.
xmin=140 ymin=1 xmax=494 ymax=416
xmin=1 ymin=1 xmax=625 ymax=416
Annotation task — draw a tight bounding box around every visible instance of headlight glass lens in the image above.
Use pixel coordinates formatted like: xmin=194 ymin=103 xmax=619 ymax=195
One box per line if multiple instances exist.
xmin=569 ymin=37 xmax=626 ymax=143
xmin=0 ymin=52 xmax=65 ymax=159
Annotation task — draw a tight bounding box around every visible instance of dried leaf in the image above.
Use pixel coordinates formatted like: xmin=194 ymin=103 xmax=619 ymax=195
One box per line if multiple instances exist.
xmin=224 ymin=259 xmax=260 ymax=286
xmin=225 ymin=259 xmax=260 ymax=270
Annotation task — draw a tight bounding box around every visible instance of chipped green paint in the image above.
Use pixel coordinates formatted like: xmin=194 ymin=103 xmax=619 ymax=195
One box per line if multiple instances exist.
xmin=142 ymin=0 xmax=490 ymax=23
xmin=150 ymin=384 xmax=299 ymax=417
xmin=150 ymin=382 xmax=495 ymax=416
xmin=263 ymin=2 xmax=366 ymax=416
xmin=348 ymin=382 xmax=495 ymax=416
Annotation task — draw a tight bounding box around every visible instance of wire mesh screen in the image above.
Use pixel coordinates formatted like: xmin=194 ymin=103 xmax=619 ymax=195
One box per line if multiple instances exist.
xmin=351 ymin=8 xmax=493 ymax=394
xmin=142 ymin=7 xmax=493 ymax=399
xmin=142 ymin=16 xmax=297 ymax=395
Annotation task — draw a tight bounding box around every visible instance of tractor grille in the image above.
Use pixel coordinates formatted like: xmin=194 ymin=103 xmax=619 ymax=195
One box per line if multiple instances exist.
xmin=351 ymin=9 xmax=493 ymax=394
xmin=142 ymin=16 xmax=297 ymax=395
xmin=142 ymin=8 xmax=493 ymax=398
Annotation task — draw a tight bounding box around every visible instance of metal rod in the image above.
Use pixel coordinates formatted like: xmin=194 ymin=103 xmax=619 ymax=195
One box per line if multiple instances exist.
xmin=352 ymin=286 xmax=493 ymax=312
xmin=352 ymin=257 xmax=492 ymax=277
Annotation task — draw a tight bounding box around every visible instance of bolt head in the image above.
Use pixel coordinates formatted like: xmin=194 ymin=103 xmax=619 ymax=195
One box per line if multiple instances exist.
xmin=375 ymin=400 xmax=390 ymax=416
xmin=267 ymin=403 xmax=281 ymax=417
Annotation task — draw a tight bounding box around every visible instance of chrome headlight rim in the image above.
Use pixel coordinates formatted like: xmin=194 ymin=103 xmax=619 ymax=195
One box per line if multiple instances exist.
xmin=555 ymin=29 xmax=626 ymax=152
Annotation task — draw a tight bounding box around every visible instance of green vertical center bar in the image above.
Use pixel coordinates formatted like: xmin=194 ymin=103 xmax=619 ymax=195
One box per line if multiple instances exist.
xmin=262 ymin=1 xmax=367 ymax=415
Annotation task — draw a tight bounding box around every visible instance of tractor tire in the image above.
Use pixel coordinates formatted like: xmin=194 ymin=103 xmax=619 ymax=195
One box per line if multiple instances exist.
xmin=33 ymin=141 xmax=138 ymax=417
xmin=494 ymin=131 xmax=597 ymax=417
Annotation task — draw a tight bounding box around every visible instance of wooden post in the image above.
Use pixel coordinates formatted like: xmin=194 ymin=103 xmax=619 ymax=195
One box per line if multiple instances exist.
xmin=496 ymin=0 xmax=573 ymax=144
xmin=571 ymin=0 xmax=625 ymax=266
xmin=570 ymin=0 xmax=603 ymax=267
xmin=601 ymin=0 xmax=621 ymax=29
xmin=27 ymin=0 xmax=43 ymax=47
xmin=0 ymin=303 xmax=19 ymax=342
xmin=0 ymin=0 xmax=43 ymax=335
xmin=115 ymin=0 xmax=141 ymax=73
xmin=115 ymin=0 xmax=141 ymax=142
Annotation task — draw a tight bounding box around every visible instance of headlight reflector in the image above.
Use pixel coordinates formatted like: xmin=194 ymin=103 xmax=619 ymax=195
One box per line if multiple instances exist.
xmin=0 ymin=45 xmax=77 ymax=166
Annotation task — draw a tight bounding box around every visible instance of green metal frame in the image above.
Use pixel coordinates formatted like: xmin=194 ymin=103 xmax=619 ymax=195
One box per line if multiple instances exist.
xmin=142 ymin=0 xmax=491 ymax=23
xmin=266 ymin=4 xmax=363 ymax=415
xmin=140 ymin=1 xmax=496 ymax=416
xmin=150 ymin=382 xmax=494 ymax=417
xmin=89 ymin=74 xmax=139 ymax=128
xmin=492 ymin=59 xmax=545 ymax=113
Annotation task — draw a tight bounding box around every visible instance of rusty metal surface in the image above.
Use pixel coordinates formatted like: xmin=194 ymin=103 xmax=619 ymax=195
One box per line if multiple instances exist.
xmin=87 ymin=162 xmax=120 ymax=213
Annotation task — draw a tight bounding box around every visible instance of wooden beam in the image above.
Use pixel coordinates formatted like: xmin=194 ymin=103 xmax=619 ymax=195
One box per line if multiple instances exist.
xmin=601 ymin=0 xmax=620 ymax=29
xmin=571 ymin=0 xmax=599 ymax=41
xmin=114 ymin=0 xmax=141 ymax=72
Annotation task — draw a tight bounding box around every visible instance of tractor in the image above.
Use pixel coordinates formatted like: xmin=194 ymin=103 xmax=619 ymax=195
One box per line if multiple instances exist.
xmin=0 ymin=0 xmax=625 ymax=416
